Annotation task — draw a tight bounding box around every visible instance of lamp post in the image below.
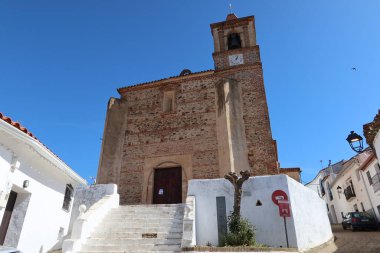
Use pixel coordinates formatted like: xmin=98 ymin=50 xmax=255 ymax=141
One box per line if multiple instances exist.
xmin=346 ymin=131 xmax=364 ymax=153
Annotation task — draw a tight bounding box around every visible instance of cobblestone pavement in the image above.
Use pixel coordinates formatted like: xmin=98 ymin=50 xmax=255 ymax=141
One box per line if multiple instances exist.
xmin=329 ymin=224 xmax=380 ymax=253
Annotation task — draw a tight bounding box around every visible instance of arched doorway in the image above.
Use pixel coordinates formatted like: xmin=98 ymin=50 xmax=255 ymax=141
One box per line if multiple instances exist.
xmin=153 ymin=167 xmax=182 ymax=204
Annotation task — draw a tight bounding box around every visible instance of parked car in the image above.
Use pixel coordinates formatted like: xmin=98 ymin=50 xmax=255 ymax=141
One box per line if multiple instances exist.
xmin=0 ymin=246 xmax=22 ymax=253
xmin=342 ymin=212 xmax=378 ymax=231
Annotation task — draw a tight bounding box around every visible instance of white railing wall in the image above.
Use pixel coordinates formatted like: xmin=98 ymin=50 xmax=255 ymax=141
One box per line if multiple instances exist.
xmin=62 ymin=184 xmax=119 ymax=253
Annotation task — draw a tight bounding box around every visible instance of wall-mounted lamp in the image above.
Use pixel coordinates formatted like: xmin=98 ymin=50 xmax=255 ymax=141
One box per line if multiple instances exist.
xmin=23 ymin=180 xmax=29 ymax=189
xmin=336 ymin=185 xmax=342 ymax=193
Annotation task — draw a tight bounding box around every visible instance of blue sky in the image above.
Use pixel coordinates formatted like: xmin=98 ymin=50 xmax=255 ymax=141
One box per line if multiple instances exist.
xmin=0 ymin=0 xmax=379 ymax=184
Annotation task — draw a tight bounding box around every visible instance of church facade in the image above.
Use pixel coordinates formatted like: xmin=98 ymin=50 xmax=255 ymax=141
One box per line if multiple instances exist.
xmin=97 ymin=14 xmax=279 ymax=205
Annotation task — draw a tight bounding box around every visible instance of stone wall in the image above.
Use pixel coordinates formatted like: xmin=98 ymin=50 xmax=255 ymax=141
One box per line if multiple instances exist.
xmin=98 ymin=64 xmax=279 ymax=204
xmin=118 ymin=74 xmax=220 ymax=204
xmin=215 ymin=65 xmax=279 ymax=175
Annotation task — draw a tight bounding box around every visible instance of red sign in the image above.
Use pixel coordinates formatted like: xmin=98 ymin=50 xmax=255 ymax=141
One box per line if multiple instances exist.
xmin=272 ymin=190 xmax=291 ymax=217
xmin=278 ymin=201 xmax=291 ymax=217
xmin=271 ymin=190 xmax=288 ymax=206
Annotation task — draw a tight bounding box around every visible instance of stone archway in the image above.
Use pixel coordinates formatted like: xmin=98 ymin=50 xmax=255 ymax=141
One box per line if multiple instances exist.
xmin=142 ymin=155 xmax=192 ymax=204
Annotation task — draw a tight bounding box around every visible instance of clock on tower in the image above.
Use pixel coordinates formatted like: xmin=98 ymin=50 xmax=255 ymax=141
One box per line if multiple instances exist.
xmin=211 ymin=14 xmax=260 ymax=71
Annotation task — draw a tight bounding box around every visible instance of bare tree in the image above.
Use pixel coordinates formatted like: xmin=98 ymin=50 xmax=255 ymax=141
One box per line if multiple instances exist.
xmin=224 ymin=170 xmax=250 ymax=217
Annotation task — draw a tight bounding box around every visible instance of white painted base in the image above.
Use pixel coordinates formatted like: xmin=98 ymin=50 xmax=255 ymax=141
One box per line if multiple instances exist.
xmin=187 ymin=174 xmax=332 ymax=251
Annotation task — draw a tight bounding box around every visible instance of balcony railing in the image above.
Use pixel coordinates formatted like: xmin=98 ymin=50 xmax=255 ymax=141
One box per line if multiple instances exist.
xmin=344 ymin=186 xmax=356 ymax=200
xmin=371 ymin=173 xmax=380 ymax=193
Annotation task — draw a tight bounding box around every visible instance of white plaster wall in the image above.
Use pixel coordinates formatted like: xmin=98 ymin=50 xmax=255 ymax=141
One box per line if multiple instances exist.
xmin=330 ymin=163 xmax=373 ymax=223
xmin=326 ymin=177 xmax=347 ymax=224
xmin=362 ymin=159 xmax=380 ymax=220
xmin=0 ymin=146 xmax=12 ymax=225
xmin=0 ymin=129 xmax=85 ymax=253
xmin=3 ymin=157 xmax=79 ymax=253
xmin=374 ymin=132 xmax=380 ymax=159
xmin=188 ymin=175 xmax=332 ymax=250
xmin=287 ymin=177 xmax=332 ymax=250
xmin=305 ymin=172 xmax=323 ymax=198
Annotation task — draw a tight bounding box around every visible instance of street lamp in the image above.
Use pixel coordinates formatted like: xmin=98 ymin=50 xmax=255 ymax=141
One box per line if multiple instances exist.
xmin=346 ymin=131 xmax=364 ymax=153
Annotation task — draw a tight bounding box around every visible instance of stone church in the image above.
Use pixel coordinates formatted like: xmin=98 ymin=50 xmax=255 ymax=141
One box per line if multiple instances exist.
xmin=97 ymin=14 xmax=280 ymax=205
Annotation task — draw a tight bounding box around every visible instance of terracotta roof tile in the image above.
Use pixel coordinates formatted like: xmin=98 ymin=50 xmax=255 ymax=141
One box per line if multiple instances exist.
xmin=0 ymin=112 xmax=38 ymax=140
xmin=0 ymin=112 xmax=62 ymax=161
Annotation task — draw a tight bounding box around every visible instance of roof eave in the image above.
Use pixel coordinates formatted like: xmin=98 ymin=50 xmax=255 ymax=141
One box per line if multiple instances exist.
xmin=0 ymin=120 xmax=87 ymax=185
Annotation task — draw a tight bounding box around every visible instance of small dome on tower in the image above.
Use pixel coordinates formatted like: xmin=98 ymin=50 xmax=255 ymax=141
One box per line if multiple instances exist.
xmin=226 ymin=13 xmax=238 ymax=21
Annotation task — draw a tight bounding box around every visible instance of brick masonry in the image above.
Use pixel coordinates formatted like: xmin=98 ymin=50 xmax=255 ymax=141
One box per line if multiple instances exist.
xmin=97 ymin=14 xmax=279 ymax=204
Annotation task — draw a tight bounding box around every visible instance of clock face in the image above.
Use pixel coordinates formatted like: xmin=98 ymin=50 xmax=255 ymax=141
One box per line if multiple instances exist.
xmin=228 ymin=54 xmax=244 ymax=66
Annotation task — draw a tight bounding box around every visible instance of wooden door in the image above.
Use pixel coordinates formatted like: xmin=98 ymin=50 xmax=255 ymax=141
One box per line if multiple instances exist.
xmin=153 ymin=167 xmax=182 ymax=204
xmin=0 ymin=191 xmax=17 ymax=245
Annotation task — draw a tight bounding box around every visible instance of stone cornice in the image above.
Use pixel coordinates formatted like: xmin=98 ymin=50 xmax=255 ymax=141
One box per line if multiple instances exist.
xmin=212 ymin=45 xmax=260 ymax=57
xmin=213 ymin=62 xmax=263 ymax=76
xmin=118 ymin=70 xmax=214 ymax=95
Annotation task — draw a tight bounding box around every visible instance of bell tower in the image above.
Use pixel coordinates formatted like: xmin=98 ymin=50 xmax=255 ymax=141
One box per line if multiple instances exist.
xmin=211 ymin=14 xmax=259 ymax=70
xmin=211 ymin=14 xmax=279 ymax=176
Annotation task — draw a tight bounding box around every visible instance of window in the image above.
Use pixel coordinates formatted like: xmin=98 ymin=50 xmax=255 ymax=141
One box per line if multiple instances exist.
xmin=349 ymin=180 xmax=356 ymax=195
xmin=375 ymin=163 xmax=380 ymax=173
xmin=327 ymin=182 xmax=333 ymax=201
xmin=163 ymin=91 xmax=175 ymax=113
xmin=367 ymin=171 xmax=373 ymax=185
xmin=62 ymin=184 xmax=73 ymax=211
xmin=320 ymin=179 xmax=326 ymax=196
xmin=227 ymin=33 xmax=242 ymax=50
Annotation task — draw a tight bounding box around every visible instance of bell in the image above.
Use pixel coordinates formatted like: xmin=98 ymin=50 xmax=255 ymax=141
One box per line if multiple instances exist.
xmin=228 ymin=33 xmax=242 ymax=50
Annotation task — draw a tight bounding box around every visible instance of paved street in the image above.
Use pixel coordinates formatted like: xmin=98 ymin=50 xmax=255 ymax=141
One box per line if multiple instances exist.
xmin=328 ymin=225 xmax=380 ymax=253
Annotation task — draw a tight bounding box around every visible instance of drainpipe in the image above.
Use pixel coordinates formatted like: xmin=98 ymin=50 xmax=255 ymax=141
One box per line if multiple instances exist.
xmin=359 ymin=170 xmax=380 ymax=229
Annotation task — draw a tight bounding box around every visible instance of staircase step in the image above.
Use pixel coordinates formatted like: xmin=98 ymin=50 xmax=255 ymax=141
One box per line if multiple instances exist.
xmin=92 ymin=227 xmax=183 ymax=233
xmin=79 ymin=251 xmax=180 ymax=253
xmin=79 ymin=204 xmax=184 ymax=253
xmin=89 ymin=232 xmax=183 ymax=239
xmin=85 ymin=238 xmax=181 ymax=245
xmin=80 ymin=243 xmax=181 ymax=251
xmin=100 ymin=222 xmax=183 ymax=228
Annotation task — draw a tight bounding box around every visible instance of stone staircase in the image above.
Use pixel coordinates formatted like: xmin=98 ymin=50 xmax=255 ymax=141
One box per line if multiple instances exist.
xmin=78 ymin=204 xmax=185 ymax=253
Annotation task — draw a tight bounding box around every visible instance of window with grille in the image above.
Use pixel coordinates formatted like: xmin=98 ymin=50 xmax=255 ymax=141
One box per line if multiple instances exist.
xmin=367 ymin=171 xmax=373 ymax=185
xmin=62 ymin=184 xmax=73 ymax=211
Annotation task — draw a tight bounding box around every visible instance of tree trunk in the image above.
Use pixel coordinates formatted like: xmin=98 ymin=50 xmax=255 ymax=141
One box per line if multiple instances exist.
xmin=224 ymin=170 xmax=250 ymax=217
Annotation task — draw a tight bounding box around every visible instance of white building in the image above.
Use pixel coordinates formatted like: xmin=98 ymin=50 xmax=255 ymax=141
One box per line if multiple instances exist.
xmin=306 ymin=109 xmax=380 ymax=225
xmin=305 ymin=161 xmax=344 ymax=224
xmin=327 ymin=151 xmax=380 ymax=224
xmin=362 ymin=110 xmax=380 ymax=220
xmin=0 ymin=113 xmax=86 ymax=253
